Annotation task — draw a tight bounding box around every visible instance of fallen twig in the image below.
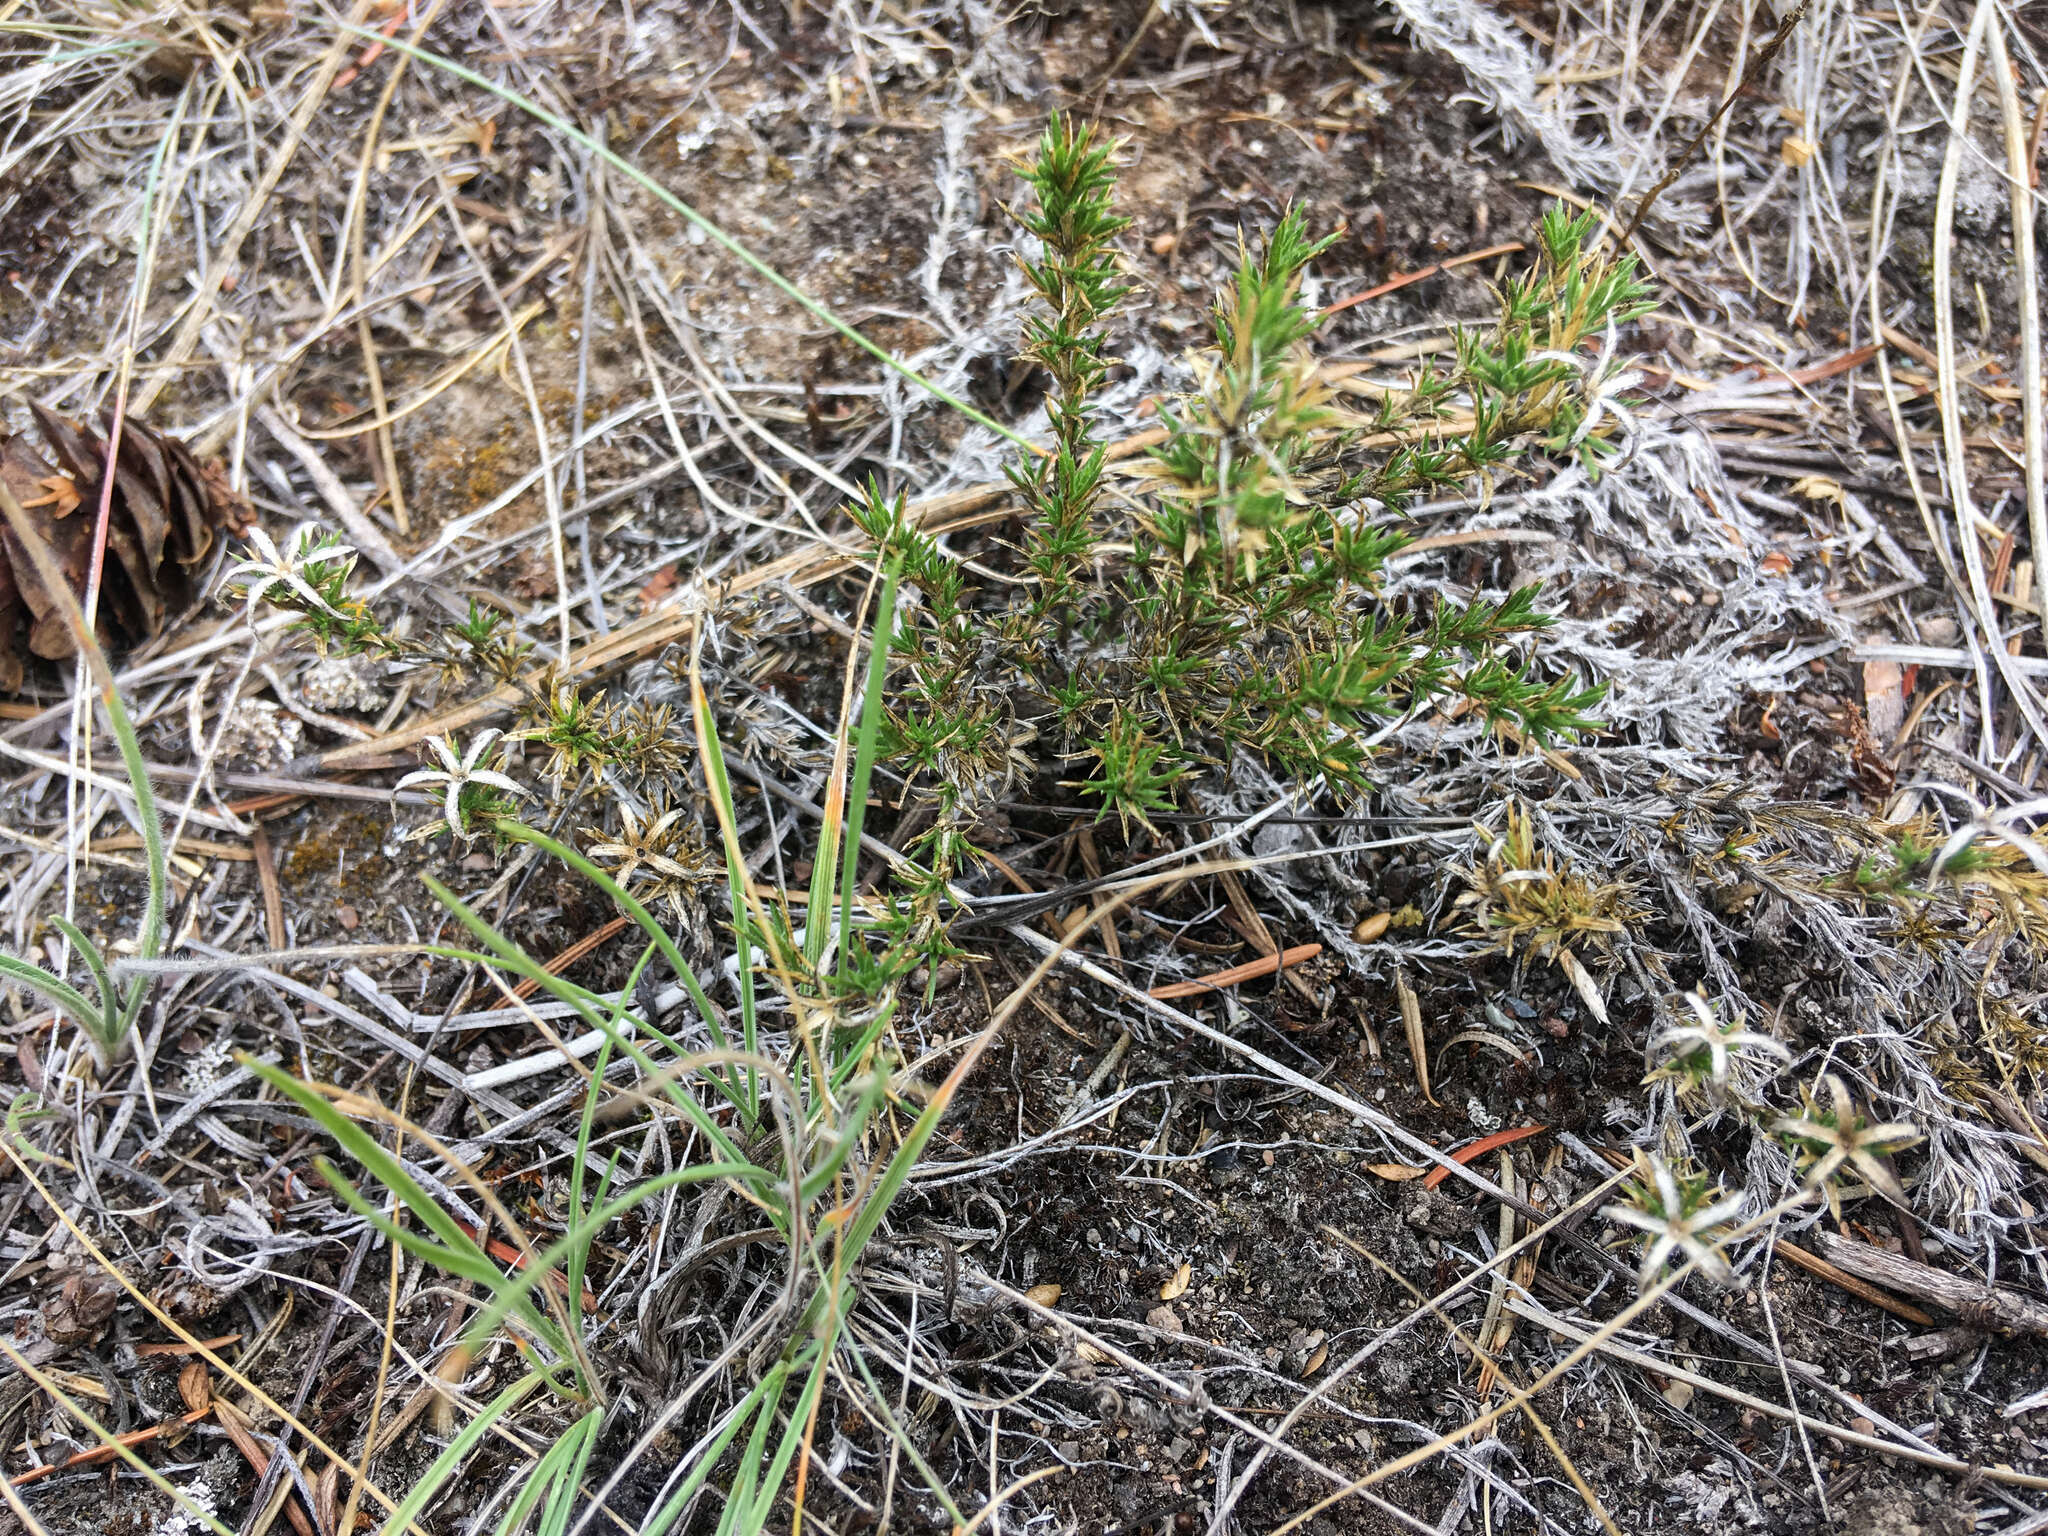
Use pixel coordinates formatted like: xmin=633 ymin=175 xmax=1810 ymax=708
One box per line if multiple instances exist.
xmin=8 ymin=1408 xmax=210 ymax=1487
xmin=1775 ymin=1239 xmax=1936 ymax=1327
xmin=1616 ymin=2 xmax=1809 ymax=248
xmin=330 ymin=0 xmax=411 ymax=91
xmin=251 ymin=820 xmax=287 ymax=952
xmin=1813 ymin=1234 xmax=2048 ymax=1336
xmin=214 ymin=1398 xmax=319 ymax=1536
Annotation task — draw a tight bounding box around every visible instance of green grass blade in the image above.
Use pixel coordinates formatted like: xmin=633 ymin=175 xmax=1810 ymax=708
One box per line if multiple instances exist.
xmin=310 ymin=1156 xmax=510 ymax=1293
xmin=715 ymin=1362 xmax=789 ymax=1536
xmin=564 ymin=940 xmax=646 ymax=1335
xmin=638 ymin=1378 xmax=777 ymax=1536
xmin=839 ymin=1050 xmax=983 ymax=1270
xmin=796 ymin=1068 xmax=889 ymax=1208
xmin=484 ymin=825 xmax=692 ymax=1006
xmin=737 ymin=1341 xmax=834 ymax=1536
xmin=566 ymin=969 xmax=627 ymax=1338
xmin=836 ymin=562 xmax=901 ymax=984
xmin=804 ymin=779 xmax=843 ymax=975
xmin=0 ymin=954 xmax=106 ymax=1042
xmin=45 ymin=919 xmax=111 ymax=1015
xmin=826 ymin=1003 xmax=897 ymax=1096
xmin=534 ymin=1411 xmax=604 ymax=1536
xmin=690 ymin=682 xmax=761 ymax=1117
xmin=418 ymin=875 xmax=758 ymax=1151
xmin=458 ymin=1160 xmax=761 ymax=1359
xmin=494 ymin=1427 xmax=580 ymax=1536
xmin=846 ymin=1344 xmax=969 ymax=1527
xmin=486 ymin=823 xmax=736 ymax=1059
xmin=376 ymin=1373 xmax=541 ymax=1536
xmin=0 ymin=476 xmax=167 ymax=1042
xmin=98 ymin=673 xmax=165 ymax=1029
xmin=46 ymin=918 xmax=117 ymax=1052
xmin=242 ymin=1056 xmax=491 ymax=1262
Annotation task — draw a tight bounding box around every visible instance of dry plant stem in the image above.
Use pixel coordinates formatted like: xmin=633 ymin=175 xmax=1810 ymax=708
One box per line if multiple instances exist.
xmin=0 ymin=742 xmax=239 ymax=834
xmin=253 ymin=404 xmax=404 ymax=574
xmin=1812 ymin=1233 xmax=2048 ymax=1333
xmin=425 ymin=164 xmax=571 ymax=657
xmin=1774 ymin=1239 xmax=1936 ymax=1326
xmin=1273 ymin=1196 xmax=2048 ymax=1536
xmin=1395 ymin=967 xmax=1434 ymax=1105
xmin=0 ymin=1461 xmax=51 ymax=1536
xmin=1987 ymin=16 xmax=2048 ymax=620
xmin=991 ymin=1268 xmax=1512 ymax=1536
xmin=267 ymin=297 xmax=542 ymax=446
xmin=1320 ymin=1223 xmax=1620 ymax=1536
xmin=509 ymin=913 xmax=634 ymax=1000
xmin=314 ymin=480 xmax=1001 ymax=770
xmin=1206 ymin=1184 xmax=1642 ymax=1533
xmin=343 ymin=0 xmax=453 ymax=540
xmin=1147 ymin=941 xmax=1320 ymax=998
xmin=1933 ymin=0 xmax=2048 ymax=749
xmin=333 ymin=22 xmax=1033 ymax=452
xmin=1504 ymin=1292 xmax=2048 ymax=1495
xmin=1015 ymin=925 xmax=1541 ymax=1212
xmin=1761 ymin=1223 xmax=1832 ymax=1518
xmin=955 ymin=1466 xmax=1066 ymax=1536
xmin=8 ymin=1407 xmax=210 ymax=1487
xmin=1864 ymin=6 xmax=1997 ymax=768
xmin=1616 ymin=0 xmax=1808 ymax=249
xmin=0 ymin=1145 xmax=430 ymax=1533
xmin=0 ymin=1339 xmax=233 ymax=1536
xmin=1022 ymin=926 xmax=1973 ymax=1504
xmin=132 ymin=4 xmax=374 ymax=416
xmin=1317 ymin=241 xmax=1526 ymax=316
xmin=1611 ymin=0 xmax=1730 ymax=220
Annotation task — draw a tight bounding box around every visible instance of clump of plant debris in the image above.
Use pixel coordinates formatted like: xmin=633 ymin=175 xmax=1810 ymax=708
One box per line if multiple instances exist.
xmin=1 ymin=403 xmax=248 ymax=688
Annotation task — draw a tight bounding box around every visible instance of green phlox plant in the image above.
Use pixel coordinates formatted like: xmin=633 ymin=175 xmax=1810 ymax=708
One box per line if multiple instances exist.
xmin=1646 ymin=989 xmax=1791 ymax=1097
xmin=1604 ymin=1150 xmax=1747 ymax=1288
xmin=859 ymin=116 xmax=1651 ymax=888
xmin=1772 ymin=1072 xmax=1921 ymax=1218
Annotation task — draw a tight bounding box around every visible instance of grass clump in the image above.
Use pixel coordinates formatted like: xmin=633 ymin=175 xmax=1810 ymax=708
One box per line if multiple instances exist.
xmin=247 ymin=570 xmax=986 ymax=1531
xmin=859 ymin=116 xmax=1649 ymax=880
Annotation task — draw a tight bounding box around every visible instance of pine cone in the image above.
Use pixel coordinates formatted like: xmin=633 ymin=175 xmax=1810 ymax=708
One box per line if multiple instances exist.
xmin=0 ymin=404 xmax=249 ymax=690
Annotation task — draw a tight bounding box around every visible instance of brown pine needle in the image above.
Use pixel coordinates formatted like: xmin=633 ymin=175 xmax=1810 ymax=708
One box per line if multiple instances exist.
xmin=1148 ymin=942 xmax=1321 ymax=999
